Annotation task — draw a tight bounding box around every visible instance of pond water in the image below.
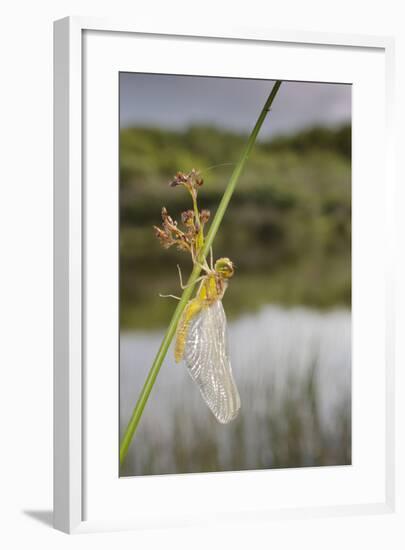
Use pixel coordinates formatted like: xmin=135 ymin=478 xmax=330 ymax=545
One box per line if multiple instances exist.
xmin=120 ymin=305 xmax=351 ymax=476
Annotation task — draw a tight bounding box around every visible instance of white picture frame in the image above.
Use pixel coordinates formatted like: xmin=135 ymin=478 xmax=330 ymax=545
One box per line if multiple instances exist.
xmin=53 ymin=16 xmax=396 ymax=534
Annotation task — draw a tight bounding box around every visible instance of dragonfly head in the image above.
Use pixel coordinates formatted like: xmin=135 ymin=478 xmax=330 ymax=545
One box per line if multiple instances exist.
xmin=214 ymin=257 xmax=234 ymax=279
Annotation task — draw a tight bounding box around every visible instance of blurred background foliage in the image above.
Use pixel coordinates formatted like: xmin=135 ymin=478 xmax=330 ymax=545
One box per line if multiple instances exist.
xmin=120 ymin=123 xmax=351 ymax=329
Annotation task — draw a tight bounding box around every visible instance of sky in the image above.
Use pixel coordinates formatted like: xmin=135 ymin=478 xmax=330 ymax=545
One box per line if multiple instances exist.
xmin=120 ymin=73 xmax=351 ymax=139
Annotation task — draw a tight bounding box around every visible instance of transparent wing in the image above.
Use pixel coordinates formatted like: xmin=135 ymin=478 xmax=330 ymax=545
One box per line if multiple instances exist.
xmin=183 ymin=300 xmax=241 ymax=423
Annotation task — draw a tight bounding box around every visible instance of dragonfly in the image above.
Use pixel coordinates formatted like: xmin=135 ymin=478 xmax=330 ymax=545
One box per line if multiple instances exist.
xmin=169 ymin=253 xmax=241 ymax=424
xmin=155 ymin=170 xmax=240 ymax=423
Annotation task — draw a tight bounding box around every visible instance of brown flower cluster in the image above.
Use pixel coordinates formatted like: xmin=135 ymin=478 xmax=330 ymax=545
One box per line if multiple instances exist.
xmin=169 ymin=169 xmax=204 ymax=195
xmin=154 ymin=206 xmax=211 ymax=252
xmin=153 ymin=169 xmax=211 ymax=254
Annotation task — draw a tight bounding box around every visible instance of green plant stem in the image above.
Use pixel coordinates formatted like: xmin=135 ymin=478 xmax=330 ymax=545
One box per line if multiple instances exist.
xmin=119 ymin=80 xmax=282 ymax=466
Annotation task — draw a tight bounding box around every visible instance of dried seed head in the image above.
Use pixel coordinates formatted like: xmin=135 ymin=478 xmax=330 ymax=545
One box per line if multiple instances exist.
xmin=181 ymin=209 xmax=194 ymax=226
xmin=200 ymin=209 xmax=210 ymax=224
xmin=189 ymin=168 xmax=204 ymax=187
xmin=161 ymin=207 xmax=171 ymax=223
xmin=154 ymin=226 xmax=165 ymax=238
xmin=169 ymin=169 xmax=203 ymax=192
xmin=175 ymin=236 xmax=190 ymax=251
xmin=156 ymin=168 xmax=208 ymax=255
xmin=154 ymin=206 xmax=192 ymax=252
xmin=169 ymin=171 xmax=189 ymax=187
xmin=153 ymin=225 xmax=174 ymax=249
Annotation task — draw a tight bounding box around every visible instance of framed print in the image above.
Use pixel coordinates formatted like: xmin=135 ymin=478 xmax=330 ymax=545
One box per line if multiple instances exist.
xmin=53 ymin=17 xmax=395 ymax=533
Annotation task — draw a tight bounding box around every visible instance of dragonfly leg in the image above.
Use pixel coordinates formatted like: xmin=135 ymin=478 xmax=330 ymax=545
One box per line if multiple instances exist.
xmin=191 ymin=248 xmax=211 ymax=274
xmin=177 ymin=264 xmax=186 ymax=289
xmin=159 ymin=293 xmax=181 ymax=300
xmin=177 ymin=264 xmax=205 ymax=289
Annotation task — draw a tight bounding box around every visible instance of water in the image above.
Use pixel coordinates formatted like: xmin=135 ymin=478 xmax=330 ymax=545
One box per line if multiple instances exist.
xmin=120 ymin=306 xmax=351 ymax=476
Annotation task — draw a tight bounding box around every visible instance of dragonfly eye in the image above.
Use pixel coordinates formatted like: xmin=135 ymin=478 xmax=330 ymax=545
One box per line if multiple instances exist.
xmin=214 ymin=257 xmax=234 ymax=278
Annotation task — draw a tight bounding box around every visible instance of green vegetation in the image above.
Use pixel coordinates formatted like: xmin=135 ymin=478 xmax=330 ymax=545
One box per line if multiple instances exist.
xmin=120 ymin=124 xmax=351 ymax=330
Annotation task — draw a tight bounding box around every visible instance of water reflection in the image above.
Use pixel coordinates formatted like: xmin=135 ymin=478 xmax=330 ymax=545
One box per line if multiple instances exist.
xmin=120 ymin=306 xmax=351 ymax=476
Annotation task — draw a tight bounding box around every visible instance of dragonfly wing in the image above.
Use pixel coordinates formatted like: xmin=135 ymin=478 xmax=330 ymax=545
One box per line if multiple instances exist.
xmin=183 ymin=300 xmax=241 ymax=423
